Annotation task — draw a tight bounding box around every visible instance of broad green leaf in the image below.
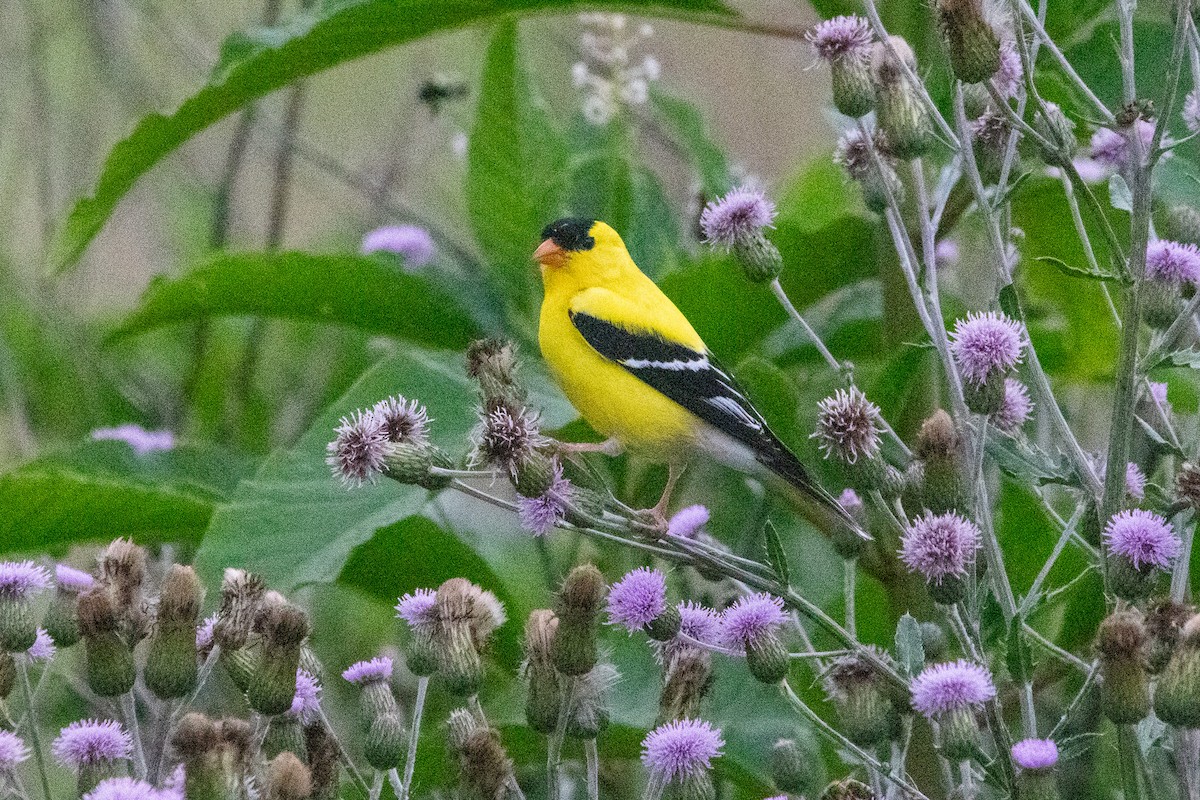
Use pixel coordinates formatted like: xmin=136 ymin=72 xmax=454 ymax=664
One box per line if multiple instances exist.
xmin=650 ymin=88 xmax=731 ymax=196
xmin=762 ymin=520 xmax=791 ymax=587
xmin=109 ymin=251 xmax=480 ymax=348
xmin=986 ymin=432 xmax=1076 ymax=486
xmin=53 ymin=0 xmax=733 ymax=273
xmin=894 ymin=613 xmax=925 ymax=677
xmin=0 ymin=440 xmax=251 ymax=554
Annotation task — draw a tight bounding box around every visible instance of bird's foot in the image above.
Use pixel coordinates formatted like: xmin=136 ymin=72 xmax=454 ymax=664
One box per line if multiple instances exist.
xmin=555 ymin=438 xmax=623 ymax=456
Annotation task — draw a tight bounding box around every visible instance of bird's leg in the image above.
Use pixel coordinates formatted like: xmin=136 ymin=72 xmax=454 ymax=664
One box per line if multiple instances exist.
xmin=646 ymin=463 xmax=685 ymax=529
xmin=556 ymin=439 xmax=623 ymax=456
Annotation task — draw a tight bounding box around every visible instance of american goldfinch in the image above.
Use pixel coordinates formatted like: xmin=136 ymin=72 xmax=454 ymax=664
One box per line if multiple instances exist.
xmin=534 ymin=217 xmax=868 ymax=540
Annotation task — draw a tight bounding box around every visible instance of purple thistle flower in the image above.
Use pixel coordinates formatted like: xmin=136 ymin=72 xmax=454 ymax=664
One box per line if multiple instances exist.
xmin=910 ymin=660 xmax=996 ymax=718
xmin=342 ymin=656 xmax=394 ymax=686
xmin=720 ymin=593 xmax=786 ymax=648
xmin=834 ymin=128 xmax=874 ymax=179
xmin=900 ymin=512 xmax=981 ymax=584
xmin=82 ymin=777 xmax=162 ymax=800
xmin=55 ymin=564 xmax=95 ymax=592
xmin=288 ymin=669 xmax=322 ymax=724
xmin=992 ymin=378 xmax=1033 ymax=434
xmin=0 ymin=561 xmax=50 ymax=599
xmin=472 ymin=405 xmax=548 ymax=471
xmin=0 ymin=730 xmax=29 ymax=771
xmin=195 ymin=614 xmax=217 ymax=652
xmin=806 ymin=15 xmax=873 ymax=62
xmin=1185 ymin=91 xmax=1200 ymax=134
xmin=641 ymin=718 xmax=725 ymax=782
xmin=607 ymin=568 xmax=668 ymax=632
xmin=700 ymin=187 xmax=777 ymax=250
xmin=160 ymin=764 xmax=185 ymax=800
xmin=372 ymin=395 xmax=430 ymax=445
xmin=838 ymin=488 xmax=864 ymax=515
xmin=994 ymin=40 xmax=1023 ymax=98
xmin=1125 ymin=462 xmax=1147 ymax=501
xmin=517 ymin=462 xmax=574 ymax=536
xmin=361 ymin=225 xmax=437 ymax=268
xmin=395 ymin=588 xmax=438 ymax=632
xmin=655 ymin=601 xmax=722 ymax=663
xmin=667 ymin=505 xmax=709 ymax=539
xmin=326 ymin=409 xmax=388 ymax=487
xmin=51 ymin=719 xmax=132 ymax=768
xmin=813 ymin=386 xmax=883 ymax=464
xmin=1146 ymin=240 xmax=1200 ymax=284
xmin=28 ymin=629 xmax=55 ymax=662
xmin=949 ymin=311 xmax=1025 ymax=385
xmin=934 ymin=238 xmax=961 ymax=268
xmin=1103 ymin=509 xmax=1181 ymax=571
xmin=1150 ymin=381 xmax=1169 ymax=407
xmin=1090 ymin=119 xmax=1159 ymax=171
xmin=91 ymin=424 xmax=175 ymax=455
xmin=1011 ymin=738 xmax=1059 ymax=770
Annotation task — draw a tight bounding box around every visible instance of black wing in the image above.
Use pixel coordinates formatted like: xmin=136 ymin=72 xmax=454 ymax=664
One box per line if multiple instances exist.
xmin=569 ymin=311 xmax=807 ymax=482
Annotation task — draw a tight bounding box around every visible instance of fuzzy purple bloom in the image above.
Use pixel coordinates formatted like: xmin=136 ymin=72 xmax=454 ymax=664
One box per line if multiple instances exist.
xmin=195 ymin=614 xmax=217 ymax=652
xmin=326 ymin=409 xmax=387 ymax=487
xmin=1103 ymin=509 xmax=1181 ymax=571
xmin=700 ymin=187 xmax=777 ymax=249
xmin=608 ymin=568 xmax=668 ymax=632
xmin=1011 ymin=738 xmax=1059 ymax=770
xmin=950 ymin=311 xmax=1024 ymax=385
xmin=1185 ymin=91 xmax=1200 ymax=134
xmin=372 ymin=395 xmax=430 ymax=444
xmin=28 ymin=629 xmax=55 ymax=662
xmin=838 ymin=488 xmax=864 ymax=515
xmin=807 ymin=15 xmax=874 ymax=62
xmin=994 ymin=40 xmax=1023 ymax=98
xmin=0 ymin=730 xmax=29 ymax=771
xmin=813 ymin=386 xmax=883 ymax=463
xmin=910 ymin=660 xmax=996 ymax=718
xmin=667 ymin=505 xmax=710 ymax=539
xmin=82 ymin=777 xmax=163 ymax=800
xmin=55 ymin=564 xmax=95 ymax=592
xmin=517 ymin=462 xmax=574 ymax=536
xmin=1090 ymin=119 xmax=1158 ymax=171
xmin=1150 ymin=381 xmax=1169 ymax=407
xmin=342 ymin=656 xmax=394 ymax=686
xmin=1146 ymin=240 xmax=1200 ymax=284
xmin=1125 ymin=462 xmax=1147 ymax=501
xmin=934 ymin=239 xmax=961 ymax=268
xmin=395 ymin=588 xmax=438 ymax=631
xmin=361 ymin=225 xmax=436 ymax=267
xmin=900 ymin=512 xmax=982 ymax=584
xmin=0 ymin=561 xmax=50 ymax=599
xmin=91 ymin=424 xmax=175 ymax=455
xmin=720 ymin=593 xmax=786 ymax=648
xmin=52 ymin=720 xmax=132 ymax=768
xmin=289 ymin=669 xmax=322 ymax=724
xmin=641 ymin=718 xmax=725 ymax=781
xmin=992 ymin=378 xmax=1033 ymax=434
xmin=678 ymin=602 xmax=722 ymax=646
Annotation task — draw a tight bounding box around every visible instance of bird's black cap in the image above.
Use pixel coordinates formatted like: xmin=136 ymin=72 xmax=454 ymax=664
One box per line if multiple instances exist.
xmin=541 ymin=218 xmax=596 ymax=252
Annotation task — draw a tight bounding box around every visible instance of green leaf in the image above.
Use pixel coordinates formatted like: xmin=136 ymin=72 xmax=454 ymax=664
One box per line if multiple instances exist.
xmin=1159 ymin=349 xmax=1200 ymax=370
xmin=53 ymin=0 xmax=733 ymax=274
xmin=986 ymin=432 xmax=1077 ymax=486
xmin=762 ymin=520 xmax=791 ymax=587
xmin=894 ymin=613 xmax=925 ymax=677
xmin=110 ymin=251 xmax=480 ymax=348
xmin=1033 ymin=256 xmax=1126 ymax=285
xmin=649 ymin=88 xmax=730 ymax=196
xmin=0 ymin=441 xmax=252 ymax=554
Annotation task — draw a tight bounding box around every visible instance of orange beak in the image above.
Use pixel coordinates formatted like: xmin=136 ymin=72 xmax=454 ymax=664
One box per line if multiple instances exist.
xmin=533 ymin=238 xmax=567 ymax=269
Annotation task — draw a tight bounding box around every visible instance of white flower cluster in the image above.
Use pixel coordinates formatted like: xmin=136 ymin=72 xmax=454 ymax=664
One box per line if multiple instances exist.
xmin=572 ymin=13 xmax=661 ymax=126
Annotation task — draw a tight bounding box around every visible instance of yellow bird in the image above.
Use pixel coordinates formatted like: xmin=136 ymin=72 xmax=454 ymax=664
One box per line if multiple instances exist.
xmin=534 ymin=217 xmax=867 ymax=540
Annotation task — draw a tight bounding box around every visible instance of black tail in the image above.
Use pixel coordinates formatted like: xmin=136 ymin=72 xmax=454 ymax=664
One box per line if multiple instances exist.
xmin=756 ymin=445 xmax=872 ymax=542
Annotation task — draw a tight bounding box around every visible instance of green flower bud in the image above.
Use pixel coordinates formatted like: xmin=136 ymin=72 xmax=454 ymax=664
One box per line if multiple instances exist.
xmin=266 ymin=751 xmax=312 ymax=800
xmin=248 ymin=603 xmax=310 ymax=716
xmin=1034 ymin=103 xmax=1077 ymax=167
xmin=733 ymin=232 xmax=784 ymax=284
xmin=939 ymin=706 xmax=980 ymax=760
xmin=552 ymin=565 xmax=607 ymax=676
xmin=831 ymin=57 xmax=876 ymax=118
xmin=772 ymin=738 xmax=816 ymax=795
xmin=1096 ymin=611 xmax=1150 ymax=725
xmin=936 ymin=0 xmax=1000 ymax=83
xmin=381 ymin=441 xmax=436 ymax=486
xmin=42 ymin=569 xmax=91 ymax=649
xmin=1143 ymin=280 xmax=1182 ymax=330
xmin=646 ymin=603 xmax=682 ymax=642
xmin=746 ymin=631 xmax=790 ymax=684
xmin=407 ymin=631 xmax=439 ymax=678
xmin=1106 ymin=553 xmax=1162 ymax=602
xmin=821 ymin=778 xmax=876 ymax=800
xmin=963 ymin=373 xmax=1005 ymax=415
xmin=826 ymin=652 xmax=900 ymax=747
xmin=523 ymin=610 xmax=561 ymax=734
xmin=1016 ymin=769 xmax=1061 ymax=800
xmin=920 ymin=622 xmax=950 ymax=663
xmin=513 ymin=451 xmax=558 ymax=498
xmin=1155 ymin=613 xmax=1200 ymax=727
xmin=928 ymin=574 xmax=967 ymax=606
xmin=873 ymin=37 xmax=933 ymax=160
xmin=145 ymin=565 xmax=203 ymax=699
xmin=77 ymin=589 xmax=136 ymax=697
xmin=221 ymin=646 xmax=257 ymax=693
xmin=0 ymin=598 xmax=36 ymax=654
xmin=365 ymin=711 xmax=407 ymax=770
xmin=263 ymin=716 xmax=307 ymax=762
xmin=915 ymin=410 xmax=967 ymax=514
xmin=438 ymin=619 xmax=483 ymax=697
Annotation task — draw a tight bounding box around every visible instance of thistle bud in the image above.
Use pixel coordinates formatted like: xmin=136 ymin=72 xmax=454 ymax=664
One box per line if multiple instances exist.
xmin=821 ymin=778 xmax=876 ymax=800
xmin=0 ymin=562 xmax=50 ymax=653
xmin=435 ymin=580 xmax=485 ymax=696
xmin=77 ymin=589 xmax=136 ymax=697
xmin=1154 ymin=613 xmax=1200 ymax=727
xmin=380 ymin=441 xmax=436 ymax=486
xmin=97 ymin=539 xmax=149 ymax=640
xmin=1177 ymin=462 xmax=1200 ymax=510
xmin=970 ymin=110 xmax=1010 ymax=183
xmin=513 ymin=450 xmax=559 ymax=498
xmin=567 ymin=663 xmax=618 ymax=739
xmin=459 ymin=728 xmax=514 ymax=800
xmin=772 ymin=738 xmax=815 ymax=796
xmin=553 ymin=565 xmax=607 ymax=676
xmin=914 ymin=410 xmax=967 ymax=514
xmin=172 ymin=713 xmax=223 ymax=800
xmin=365 ymin=712 xmax=407 ymax=771
xmin=221 ymin=646 xmax=257 ymax=693
xmin=266 ymin=752 xmax=312 ymax=800
xmin=43 ymin=565 xmax=94 ymax=648
xmin=872 ymin=37 xmax=932 ymax=160
xmin=935 ymin=0 xmax=1000 ymax=83
xmin=466 ymin=338 xmax=526 ymax=409
xmin=1163 ymin=204 xmax=1200 ymax=246
xmin=216 ymin=717 xmax=255 ymax=792
xmin=1144 ymin=280 xmax=1182 ymax=330
xmin=1096 ymin=611 xmax=1150 ymax=724
xmin=214 ymin=569 xmax=266 ymax=651
xmin=146 ymin=565 xmax=203 ymax=699
xmin=826 ymin=652 xmax=900 ymax=747
xmin=263 ymin=717 xmax=307 ymax=763
xmin=447 ymin=707 xmax=480 ymax=753
xmin=658 ymin=648 xmax=714 ymax=725
xmin=1035 ymin=103 xmax=1077 ymax=167
xmin=304 ymin=724 xmax=341 ymax=800
xmin=523 ymin=610 xmax=562 ymax=734
xmin=1147 ymin=600 xmax=1192 ymax=673
xmin=0 ymin=652 xmax=15 ymax=699
xmin=248 ymin=603 xmax=310 ymax=716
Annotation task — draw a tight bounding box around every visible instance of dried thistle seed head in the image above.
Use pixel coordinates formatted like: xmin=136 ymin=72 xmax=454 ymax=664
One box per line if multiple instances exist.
xmin=77 ymin=589 xmax=121 ymax=638
xmin=214 ymin=568 xmax=266 ymax=651
xmin=371 ymin=395 xmax=430 ymax=445
xmin=460 ymin=729 xmax=513 ymax=800
xmin=256 ymin=603 xmax=311 ymax=653
xmin=1177 ymin=462 xmax=1200 ymax=510
xmin=558 ymin=565 xmax=607 ymax=619
xmin=172 ymin=713 xmax=219 ymax=762
xmin=567 ymin=662 xmax=619 ymax=739
xmin=658 ymin=647 xmax=714 ymax=724
xmin=217 ymin=717 xmax=255 ymax=767
xmin=1096 ymin=611 xmax=1148 ymax=662
xmin=470 ymin=404 xmax=548 ymax=474
xmin=326 ymin=409 xmax=388 ymax=487
xmin=304 ymin=723 xmax=340 ymax=799
xmin=915 ymin=409 xmax=958 ymax=460
xmin=158 ymin=565 xmax=204 ymax=625
xmin=97 ymin=539 xmax=147 ymax=600
xmin=523 ymin=610 xmax=558 ymax=671
xmin=821 ymin=778 xmax=876 ymax=800
xmin=1147 ymin=600 xmax=1194 ymax=672
xmin=447 ymin=708 xmax=480 ymax=753
xmin=466 ymin=338 xmax=525 ymax=407
xmin=266 ymin=752 xmax=312 ymax=800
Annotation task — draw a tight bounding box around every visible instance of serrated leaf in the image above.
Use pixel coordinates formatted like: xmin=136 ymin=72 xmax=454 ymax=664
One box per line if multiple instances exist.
xmin=1161 ymin=349 xmax=1200 ymax=369
xmin=1034 ymin=255 xmax=1126 ymax=284
xmin=1109 ymin=173 xmax=1134 ymax=212
xmin=109 ymin=251 xmax=480 ymax=348
xmin=763 ymin=520 xmax=790 ymax=587
xmin=986 ymin=432 xmax=1077 ymax=486
xmin=1005 ymin=619 xmax=1033 ymax=683
xmin=894 ymin=613 xmax=925 ymax=677
xmin=53 ymin=0 xmax=734 ymax=273
xmin=998 ymin=282 xmax=1022 ymax=320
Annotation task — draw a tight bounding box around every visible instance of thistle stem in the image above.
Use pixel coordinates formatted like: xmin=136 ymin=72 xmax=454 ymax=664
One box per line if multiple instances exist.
xmin=119 ymin=690 xmax=148 ymax=780
xmin=369 ymin=771 xmax=384 ymax=800
xmin=1118 ymin=724 xmax=1145 ymax=800
xmin=16 ymin=659 xmax=51 ymax=800
xmin=843 ymin=559 xmax=857 ymax=638
xmin=546 ymin=676 xmax=578 ymax=800
xmin=399 ymin=676 xmax=429 ymax=800
xmin=768 ymin=278 xmax=843 ymax=374
xmin=584 ymin=738 xmax=600 ymax=800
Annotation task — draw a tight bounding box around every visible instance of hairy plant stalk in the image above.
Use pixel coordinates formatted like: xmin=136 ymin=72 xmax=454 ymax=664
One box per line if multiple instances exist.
xmin=399 ymin=675 xmax=429 ymax=800
xmin=584 ymin=738 xmax=600 ymax=800
xmin=546 ymin=677 xmax=578 ymax=800
xmin=844 ymin=560 xmax=857 ymax=638
xmin=17 ymin=659 xmax=51 ymax=800
xmin=120 ymin=691 xmax=148 ymax=779
xmin=1118 ymin=724 xmax=1145 ymax=800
